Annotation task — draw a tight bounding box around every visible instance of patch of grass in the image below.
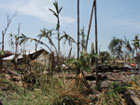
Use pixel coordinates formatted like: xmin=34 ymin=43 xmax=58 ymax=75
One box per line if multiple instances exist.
xmin=2 ymin=90 xmax=52 ymax=105
xmin=1 ymin=74 xmax=90 ymax=105
xmin=0 ymin=75 xmax=24 ymax=93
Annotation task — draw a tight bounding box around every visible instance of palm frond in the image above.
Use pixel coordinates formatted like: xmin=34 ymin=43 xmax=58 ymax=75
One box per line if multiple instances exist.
xmin=58 ymin=7 xmax=63 ymax=14
xmin=49 ymin=9 xmax=58 ymax=18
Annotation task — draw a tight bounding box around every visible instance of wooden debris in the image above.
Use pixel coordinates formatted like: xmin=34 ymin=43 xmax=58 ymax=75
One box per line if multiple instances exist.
xmin=128 ymin=90 xmax=140 ymax=105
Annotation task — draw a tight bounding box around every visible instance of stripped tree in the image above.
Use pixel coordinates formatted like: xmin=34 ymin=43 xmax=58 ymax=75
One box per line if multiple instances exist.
xmin=2 ymin=14 xmax=16 ymax=51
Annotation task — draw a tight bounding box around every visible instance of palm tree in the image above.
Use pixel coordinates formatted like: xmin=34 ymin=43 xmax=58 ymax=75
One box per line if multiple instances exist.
xmin=39 ymin=28 xmax=57 ymax=52
xmin=49 ymin=1 xmax=62 ymax=55
xmin=19 ymin=34 xmax=52 ymax=53
xmin=49 ymin=1 xmax=62 ymax=71
xmin=77 ymin=0 xmax=80 ymax=74
xmin=132 ymin=34 xmax=140 ymax=56
xmin=59 ymin=31 xmax=76 ymax=58
xmin=85 ymin=0 xmax=96 ymax=51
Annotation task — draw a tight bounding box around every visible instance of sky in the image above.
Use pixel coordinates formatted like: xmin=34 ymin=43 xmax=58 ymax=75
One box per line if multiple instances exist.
xmin=0 ymin=0 xmax=140 ymax=55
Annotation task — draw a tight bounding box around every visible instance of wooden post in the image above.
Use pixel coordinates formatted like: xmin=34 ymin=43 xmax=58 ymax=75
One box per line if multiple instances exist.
xmin=77 ymin=0 xmax=80 ymax=74
xmin=94 ymin=0 xmax=99 ymax=90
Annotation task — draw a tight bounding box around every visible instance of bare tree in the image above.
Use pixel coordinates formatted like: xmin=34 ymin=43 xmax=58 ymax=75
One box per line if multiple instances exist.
xmin=2 ymin=14 xmax=16 ymax=51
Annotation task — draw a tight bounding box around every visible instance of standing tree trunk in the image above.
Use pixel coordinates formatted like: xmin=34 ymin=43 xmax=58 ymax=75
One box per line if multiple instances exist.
xmin=49 ymin=52 xmax=54 ymax=75
xmin=57 ymin=21 xmax=60 ymax=55
xmin=35 ymin=42 xmax=37 ymax=52
xmin=57 ymin=20 xmax=60 ymax=71
xmin=68 ymin=47 xmax=72 ymax=59
xmin=1 ymin=14 xmax=16 ymax=51
xmin=2 ymin=31 xmax=4 ymax=51
xmin=132 ymin=49 xmax=134 ymax=59
xmin=56 ymin=12 xmax=61 ymax=72
xmin=136 ymin=48 xmax=138 ymax=57
xmin=85 ymin=0 xmax=95 ymax=51
xmin=77 ymin=0 xmax=80 ymax=74
xmin=94 ymin=0 xmax=99 ymax=90
xmin=14 ymin=23 xmax=20 ymax=70
xmin=0 ymin=31 xmax=5 ymax=69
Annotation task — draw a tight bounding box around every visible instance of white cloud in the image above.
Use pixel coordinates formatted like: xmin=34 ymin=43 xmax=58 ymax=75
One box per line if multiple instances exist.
xmin=0 ymin=0 xmax=75 ymax=26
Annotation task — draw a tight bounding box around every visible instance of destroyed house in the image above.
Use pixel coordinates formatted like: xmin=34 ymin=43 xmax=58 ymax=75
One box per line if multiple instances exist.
xmin=8 ymin=49 xmax=50 ymax=68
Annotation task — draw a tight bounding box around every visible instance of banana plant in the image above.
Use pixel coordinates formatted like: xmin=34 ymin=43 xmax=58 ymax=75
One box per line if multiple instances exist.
xmin=67 ymin=52 xmax=99 ymax=72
